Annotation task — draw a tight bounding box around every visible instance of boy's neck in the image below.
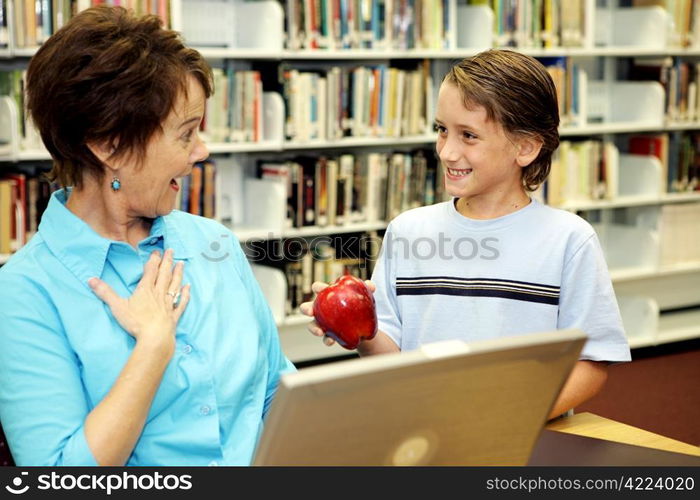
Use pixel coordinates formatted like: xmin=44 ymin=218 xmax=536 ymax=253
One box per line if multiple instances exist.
xmin=455 ymin=191 xmax=531 ymax=220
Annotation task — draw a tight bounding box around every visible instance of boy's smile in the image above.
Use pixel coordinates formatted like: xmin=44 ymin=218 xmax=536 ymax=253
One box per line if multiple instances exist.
xmin=445 ymin=167 xmax=473 ymax=179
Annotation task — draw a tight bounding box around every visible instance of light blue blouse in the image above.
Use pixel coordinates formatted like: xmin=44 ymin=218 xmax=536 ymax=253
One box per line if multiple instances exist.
xmin=0 ymin=189 xmax=295 ymax=465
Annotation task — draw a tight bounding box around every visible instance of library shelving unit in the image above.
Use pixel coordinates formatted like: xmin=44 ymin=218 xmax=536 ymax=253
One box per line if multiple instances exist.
xmin=2 ymin=0 xmax=700 ymax=361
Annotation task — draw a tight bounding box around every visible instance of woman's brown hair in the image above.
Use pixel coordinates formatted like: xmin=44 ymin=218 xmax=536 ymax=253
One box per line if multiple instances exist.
xmin=444 ymin=50 xmax=560 ymax=191
xmin=26 ymin=6 xmax=213 ymax=188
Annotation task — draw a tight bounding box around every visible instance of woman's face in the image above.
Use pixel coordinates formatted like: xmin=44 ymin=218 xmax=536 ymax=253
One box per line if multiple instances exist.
xmin=117 ymin=74 xmax=209 ymax=218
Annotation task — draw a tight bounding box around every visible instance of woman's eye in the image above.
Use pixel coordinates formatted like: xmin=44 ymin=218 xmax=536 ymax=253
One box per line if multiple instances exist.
xmin=182 ymin=130 xmax=194 ymax=142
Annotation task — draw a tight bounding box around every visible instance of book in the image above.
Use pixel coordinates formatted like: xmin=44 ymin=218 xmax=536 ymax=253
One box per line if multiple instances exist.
xmin=5 ymin=173 xmax=26 ymax=248
xmin=338 ymin=153 xmax=354 ymax=224
xmin=202 ymin=160 xmax=216 ymax=219
xmin=629 ymin=133 xmax=670 ymax=193
xmin=0 ymin=179 xmax=12 ymax=254
xmin=302 ymin=160 xmax=315 ymax=226
xmin=326 ymin=157 xmax=338 ymax=226
xmin=0 ymin=0 xmax=8 ymax=47
xmin=314 ymin=156 xmax=328 ymax=226
xmin=179 ymin=172 xmax=191 ymax=213
xmin=259 ymin=161 xmax=293 ymax=228
xmin=189 ymin=164 xmax=203 ymax=215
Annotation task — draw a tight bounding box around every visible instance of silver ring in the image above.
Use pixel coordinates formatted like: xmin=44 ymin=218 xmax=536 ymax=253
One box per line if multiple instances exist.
xmin=166 ymin=290 xmax=181 ymax=307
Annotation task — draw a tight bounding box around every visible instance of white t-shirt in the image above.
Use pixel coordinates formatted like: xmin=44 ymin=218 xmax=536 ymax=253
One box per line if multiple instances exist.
xmin=371 ymin=198 xmax=631 ymax=362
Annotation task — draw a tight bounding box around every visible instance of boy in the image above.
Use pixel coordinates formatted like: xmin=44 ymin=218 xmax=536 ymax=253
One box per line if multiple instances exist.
xmin=301 ymin=50 xmax=631 ymax=419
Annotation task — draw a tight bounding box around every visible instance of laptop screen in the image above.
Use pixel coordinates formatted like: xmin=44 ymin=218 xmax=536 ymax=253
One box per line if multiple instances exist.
xmin=254 ymin=329 xmax=586 ymax=466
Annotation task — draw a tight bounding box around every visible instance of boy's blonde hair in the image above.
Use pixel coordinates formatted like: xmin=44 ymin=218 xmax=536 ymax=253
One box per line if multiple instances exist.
xmin=444 ymin=50 xmax=560 ymax=191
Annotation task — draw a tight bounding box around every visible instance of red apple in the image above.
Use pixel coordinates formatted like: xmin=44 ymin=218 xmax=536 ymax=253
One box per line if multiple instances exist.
xmin=313 ymin=274 xmax=378 ymax=350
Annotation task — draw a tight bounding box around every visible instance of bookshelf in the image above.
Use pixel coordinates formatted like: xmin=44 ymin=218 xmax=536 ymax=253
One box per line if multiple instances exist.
xmin=2 ymin=0 xmax=700 ymax=361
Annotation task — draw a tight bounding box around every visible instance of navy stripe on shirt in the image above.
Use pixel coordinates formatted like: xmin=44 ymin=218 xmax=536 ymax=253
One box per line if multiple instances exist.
xmin=395 ymin=276 xmax=560 ymax=305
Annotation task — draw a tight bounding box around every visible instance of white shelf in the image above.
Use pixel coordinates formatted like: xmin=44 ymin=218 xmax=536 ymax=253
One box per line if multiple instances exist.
xmin=278 ymin=324 xmax=349 ymax=363
xmin=610 ymin=267 xmax=658 ymax=282
xmin=17 ymin=149 xmax=51 ymax=161
xmin=1 ymin=135 xmax=436 ymax=159
xmin=202 ymin=46 xmax=700 ymax=60
xmin=11 ymin=40 xmax=700 ymax=61
xmin=0 ymin=148 xmax=51 ymax=162
xmin=9 ymin=131 xmax=700 ymax=161
xmin=197 ymin=48 xmax=282 ymax=60
xmin=561 ymin=121 xmax=700 ymax=136
xmin=11 ymin=47 xmax=38 ymax=57
xmin=0 ymin=46 xmax=467 ymax=60
xmin=283 ymin=134 xmax=436 ymax=150
xmin=180 ymin=46 xmax=700 ymax=60
xmin=280 ymin=314 xmax=310 ymax=327
xmin=560 ymin=121 xmax=667 ymax=136
xmin=10 ymin=128 xmax=700 ymax=160
xmin=0 ymin=135 xmax=432 ymax=159
xmin=283 ymin=49 xmax=475 ymax=59
xmin=611 ymin=261 xmax=700 ymax=283
xmin=662 ymin=192 xmax=700 ymax=203
xmin=277 ymin=290 xmax=700 ymax=355
xmin=656 ymin=308 xmax=700 ymax=346
xmin=560 ymin=196 xmax=662 ymax=211
xmin=0 ymin=44 xmax=475 ymax=61
xmin=664 ymin=121 xmax=700 ymax=131
xmin=201 ymin=48 xmax=481 ymax=60
xmin=233 ymin=221 xmax=387 ymax=242
xmin=560 ymin=192 xmax=700 ymax=211
xmin=627 ymin=335 xmax=658 ymax=349
xmin=206 ymin=141 xmax=282 ymax=154
xmin=583 ymin=46 xmax=700 ymax=57
xmin=208 ymin=135 xmax=438 ymax=153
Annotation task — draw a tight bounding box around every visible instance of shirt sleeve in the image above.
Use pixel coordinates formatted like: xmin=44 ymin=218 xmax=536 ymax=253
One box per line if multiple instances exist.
xmin=557 ymin=233 xmax=632 ymax=362
xmin=370 ymin=223 xmax=403 ymax=349
xmin=0 ymin=274 xmax=98 ymax=466
xmin=229 ymin=234 xmax=296 ymax=418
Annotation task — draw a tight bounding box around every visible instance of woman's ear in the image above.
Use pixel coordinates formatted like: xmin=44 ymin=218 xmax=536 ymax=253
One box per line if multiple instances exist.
xmin=86 ymin=141 xmax=118 ymax=166
xmin=515 ymin=136 xmax=543 ymax=168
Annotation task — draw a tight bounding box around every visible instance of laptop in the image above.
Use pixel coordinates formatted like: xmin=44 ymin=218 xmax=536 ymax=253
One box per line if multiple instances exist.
xmin=253 ymin=329 xmax=586 ymax=466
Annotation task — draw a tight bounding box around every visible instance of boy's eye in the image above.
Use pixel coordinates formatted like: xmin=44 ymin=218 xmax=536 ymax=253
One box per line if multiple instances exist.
xmin=433 ymin=123 xmax=447 ymax=134
xmin=463 ymin=131 xmax=477 ymax=140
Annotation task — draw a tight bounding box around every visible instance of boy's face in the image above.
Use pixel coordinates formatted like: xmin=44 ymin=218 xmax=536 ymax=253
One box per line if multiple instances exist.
xmin=434 ymin=81 xmax=526 ymax=203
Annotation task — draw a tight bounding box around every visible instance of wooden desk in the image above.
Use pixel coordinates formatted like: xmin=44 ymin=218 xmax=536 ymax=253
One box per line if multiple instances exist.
xmin=545 ymin=412 xmax=700 ymax=457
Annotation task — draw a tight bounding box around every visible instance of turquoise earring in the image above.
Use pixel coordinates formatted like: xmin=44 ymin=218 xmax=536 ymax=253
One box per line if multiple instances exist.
xmin=110 ymin=176 xmax=121 ymax=191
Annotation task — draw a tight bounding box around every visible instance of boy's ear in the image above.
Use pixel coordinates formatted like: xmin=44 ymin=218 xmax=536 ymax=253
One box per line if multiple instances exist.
xmin=515 ymin=136 xmax=543 ymax=167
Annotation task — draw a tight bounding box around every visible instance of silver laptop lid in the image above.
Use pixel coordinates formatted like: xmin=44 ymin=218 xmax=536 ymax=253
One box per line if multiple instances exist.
xmin=254 ymin=328 xmax=586 ymax=466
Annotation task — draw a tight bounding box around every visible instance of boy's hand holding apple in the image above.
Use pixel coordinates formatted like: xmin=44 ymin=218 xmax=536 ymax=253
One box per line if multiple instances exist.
xmin=299 ymin=275 xmax=378 ymax=350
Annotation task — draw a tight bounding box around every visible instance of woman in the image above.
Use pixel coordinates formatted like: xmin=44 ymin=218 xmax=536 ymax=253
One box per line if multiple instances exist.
xmin=0 ymin=6 xmax=294 ymax=466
